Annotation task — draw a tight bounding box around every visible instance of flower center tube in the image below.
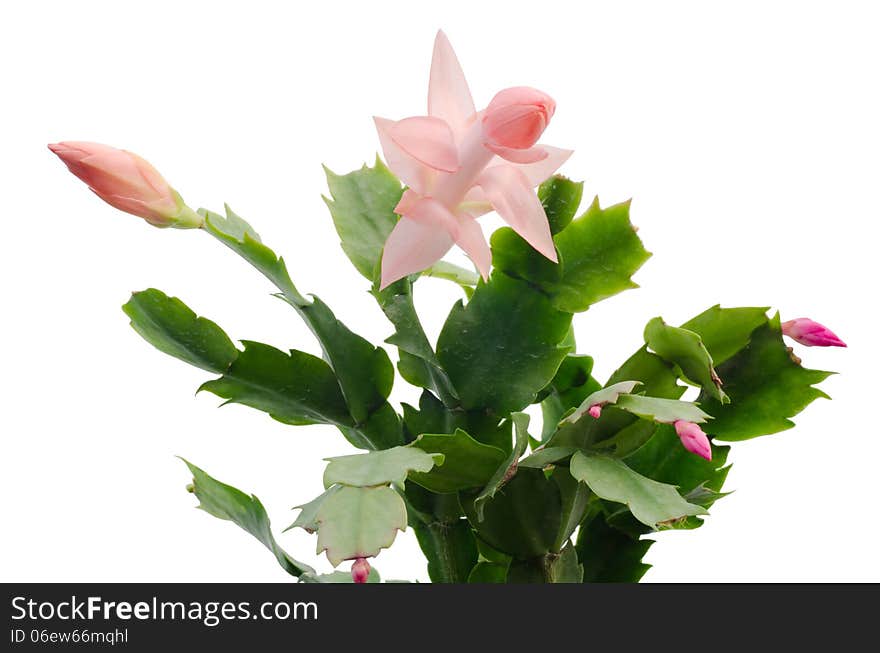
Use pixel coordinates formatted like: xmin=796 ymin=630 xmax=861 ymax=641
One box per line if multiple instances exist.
xmin=430 ymin=115 xmax=493 ymax=208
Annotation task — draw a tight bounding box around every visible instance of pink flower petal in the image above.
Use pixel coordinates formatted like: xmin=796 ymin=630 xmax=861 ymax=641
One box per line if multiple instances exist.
xmin=493 ymin=146 xmax=573 ymax=188
xmin=396 ymin=194 xmax=461 ymax=239
xmin=394 ymin=188 xmax=420 ymax=215
xmin=374 ymin=117 xmax=436 ymax=195
xmin=476 ymin=166 xmax=558 ymax=262
xmin=454 ymin=213 xmax=491 ymax=281
xmin=390 ymin=116 xmax=460 ymax=172
xmin=380 ymin=216 xmax=454 ymax=289
xmin=428 ymin=31 xmax=476 ymax=131
xmin=89 ymin=191 xmax=167 ymax=227
xmin=484 ymin=143 xmax=549 ymax=164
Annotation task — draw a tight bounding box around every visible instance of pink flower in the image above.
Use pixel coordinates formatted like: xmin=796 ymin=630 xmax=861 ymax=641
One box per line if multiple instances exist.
xmin=781 ymin=318 xmax=847 ymax=348
xmin=376 ymin=31 xmax=572 ymax=289
xmin=673 ymin=421 xmax=712 ymax=461
xmin=351 ymin=557 xmax=371 ymax=584
xmin=48 ymin=141 xmax=203 ymax=229
xmin=587 ymin=405 xmax=602 ymax=419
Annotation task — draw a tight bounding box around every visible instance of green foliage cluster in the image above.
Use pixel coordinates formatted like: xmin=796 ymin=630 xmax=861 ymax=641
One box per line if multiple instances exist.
xmin=123 ymin=162 xmax=834 ymax=582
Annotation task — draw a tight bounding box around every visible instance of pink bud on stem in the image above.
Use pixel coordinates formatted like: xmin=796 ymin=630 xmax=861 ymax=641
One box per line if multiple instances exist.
xmin=48 ymin=141 xmax=203 ymax=229
xmin=781 ymin=318 xmax=846 ymax=348
xmin=351 ymin=557 xmax=371 ymax=584
xmin=483 ymin=87 xmax=556 ymax=152
xmin=674 ymin=420 xmax=712 ymax=461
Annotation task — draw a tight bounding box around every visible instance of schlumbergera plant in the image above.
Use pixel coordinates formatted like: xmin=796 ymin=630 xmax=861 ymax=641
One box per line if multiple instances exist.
xmin=51 ymin=31 xmax=845 ymax=584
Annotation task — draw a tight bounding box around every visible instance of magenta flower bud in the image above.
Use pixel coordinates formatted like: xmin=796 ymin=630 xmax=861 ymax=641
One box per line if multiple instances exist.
xmin=351 ymin=557 xmax=371 ymax=584
xmin=48 ymin=141 xmax=203 ymax=229
xmin=588 ymin=405 xmax=602 ymax=419
xmin=482 ymin=86 xmax=556 ymax=151
xmin=781 ymin=318 xmax=846 ymax=348
xmin=673 ymin=420 xmax=712 ymax=461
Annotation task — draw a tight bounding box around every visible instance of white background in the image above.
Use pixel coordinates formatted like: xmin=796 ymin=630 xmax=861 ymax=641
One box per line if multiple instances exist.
xmin=2 ymin=1 xmax=877 ymax=582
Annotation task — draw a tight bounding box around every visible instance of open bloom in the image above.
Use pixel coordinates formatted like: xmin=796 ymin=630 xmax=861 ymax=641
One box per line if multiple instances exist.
xmin=376 ymin=31 xmax=572 ymax=288
xmin=674 ymin=421 xmax=712 ymax=461
xmin=781 ymin=318 xmax=846 ymax=348
xmin=48 ymin=141 xmax=202 ymax=228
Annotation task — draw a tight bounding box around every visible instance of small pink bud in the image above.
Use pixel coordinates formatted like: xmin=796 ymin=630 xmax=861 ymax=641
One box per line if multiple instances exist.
xmin=781 ymin=318 xmax=846 ymax=348
xmin=351 ymin=557 xmax=371 ymax=584
xmin=674 ymin=420 xmax=712 ymax=461
xmin=482 ymin=86 xmax=556 ymax=150
xmin=588 ymin=404 xmax=602 ymax=419
xmin=48 ymin=141 xmax=203 ymax=229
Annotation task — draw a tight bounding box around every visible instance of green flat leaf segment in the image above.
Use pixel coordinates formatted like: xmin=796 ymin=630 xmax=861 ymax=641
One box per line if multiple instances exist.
xmin=473 ymin=413 xmax=531 ymax=521
xmin=314 ymin=485 xmax=408 ymax=566
xmin=547 ymin=543 xmax=584 ymax=583
xmin=547 ymin=347 xmax=683 ymax=451
xmin=697 ymin=315 xmax=833 ymax=441
xmin=414 ymin=519 xmax=478 ymax=583
xmin=199 ymin=341 xmax=353 ymax=427
xmin=519 ymin=446 xmax=578 ymax=469
xmin=297 ymin=296 xmax=397 ymax=429
xmin=539 ymin=355 xmax=603 ymax=440
xmin=372 ymin=278 xmax=458 ymax=405
xmin=539 ymin=175 xmax=584 ymax=235
xmin=607 ymin=347 xmax=684 ymax=400
xmin=182 ymin=459 xmax=315 ymax=577
xmin=570 ymin=452 xmax=706 ymax=529
xmin=626 ymin=424 xmax=731 ymax=504
xmin=681 ymin=305 xmax=769 ymax=365
xmin=202 ymin=204 xmax=401 ymax=448
xmin=551 ymin=198 xmax=651 ymax=313
xmin=685 ymin=483 xmax=731 ymax=508
xmin=437 ymin=273 xmax=572 ymax=414
xmin=561 ymin=381 xmax=642 ymax=425
xmin=322 ymin=446 xmax=443 ymax=489
xmin=463 ymin=467 xmax=563 ymax=560
xmin=285 ymin=486 xmax=342 ymax=533
xmin=491 ymin=197 xmax=651 ymax=314
xmin=408 ymin=430 xmax=507 ymax=493
xmin=644 ymin=317 xmax=728 ymax=403
xmin=552 ymin=466 xmax=591 ymax=551
xmin=123 ymin=289 xmax=238 ymax=374
xmin=202 ymin=205 xmax=308 ymax=307
xmin=576 ymin=509 xmax=653 ymax=582
xmin=323 ymin=158 xmax=403 ymax=280
xmin=616 ymin=394 xmax=712 ymax=424
xmin=467 ymin=562 xmax=509 ymax=583
xmin=124 ymin=289 xmax=395 ymax=444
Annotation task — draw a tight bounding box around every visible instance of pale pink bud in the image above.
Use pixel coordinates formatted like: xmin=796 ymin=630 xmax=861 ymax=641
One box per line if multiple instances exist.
xmin=588 ymin=405 xmax=602 ymax=419
xmin=48 ymin=141 xmax=203 ymax=229
xmin=482 ymin=87 xmax=556 ymax=150
xmin=673 ymin=420 xmax=712 ymax=461
xmin=351 ymin=557 xmax=371 ymax=584
xmin=781 ymin=318 xmax=846 ymax=348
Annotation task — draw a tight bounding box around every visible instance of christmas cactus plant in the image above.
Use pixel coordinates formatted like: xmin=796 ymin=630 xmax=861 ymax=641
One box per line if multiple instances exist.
xmin=50 ymin=31 xmax=844 ymax=583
